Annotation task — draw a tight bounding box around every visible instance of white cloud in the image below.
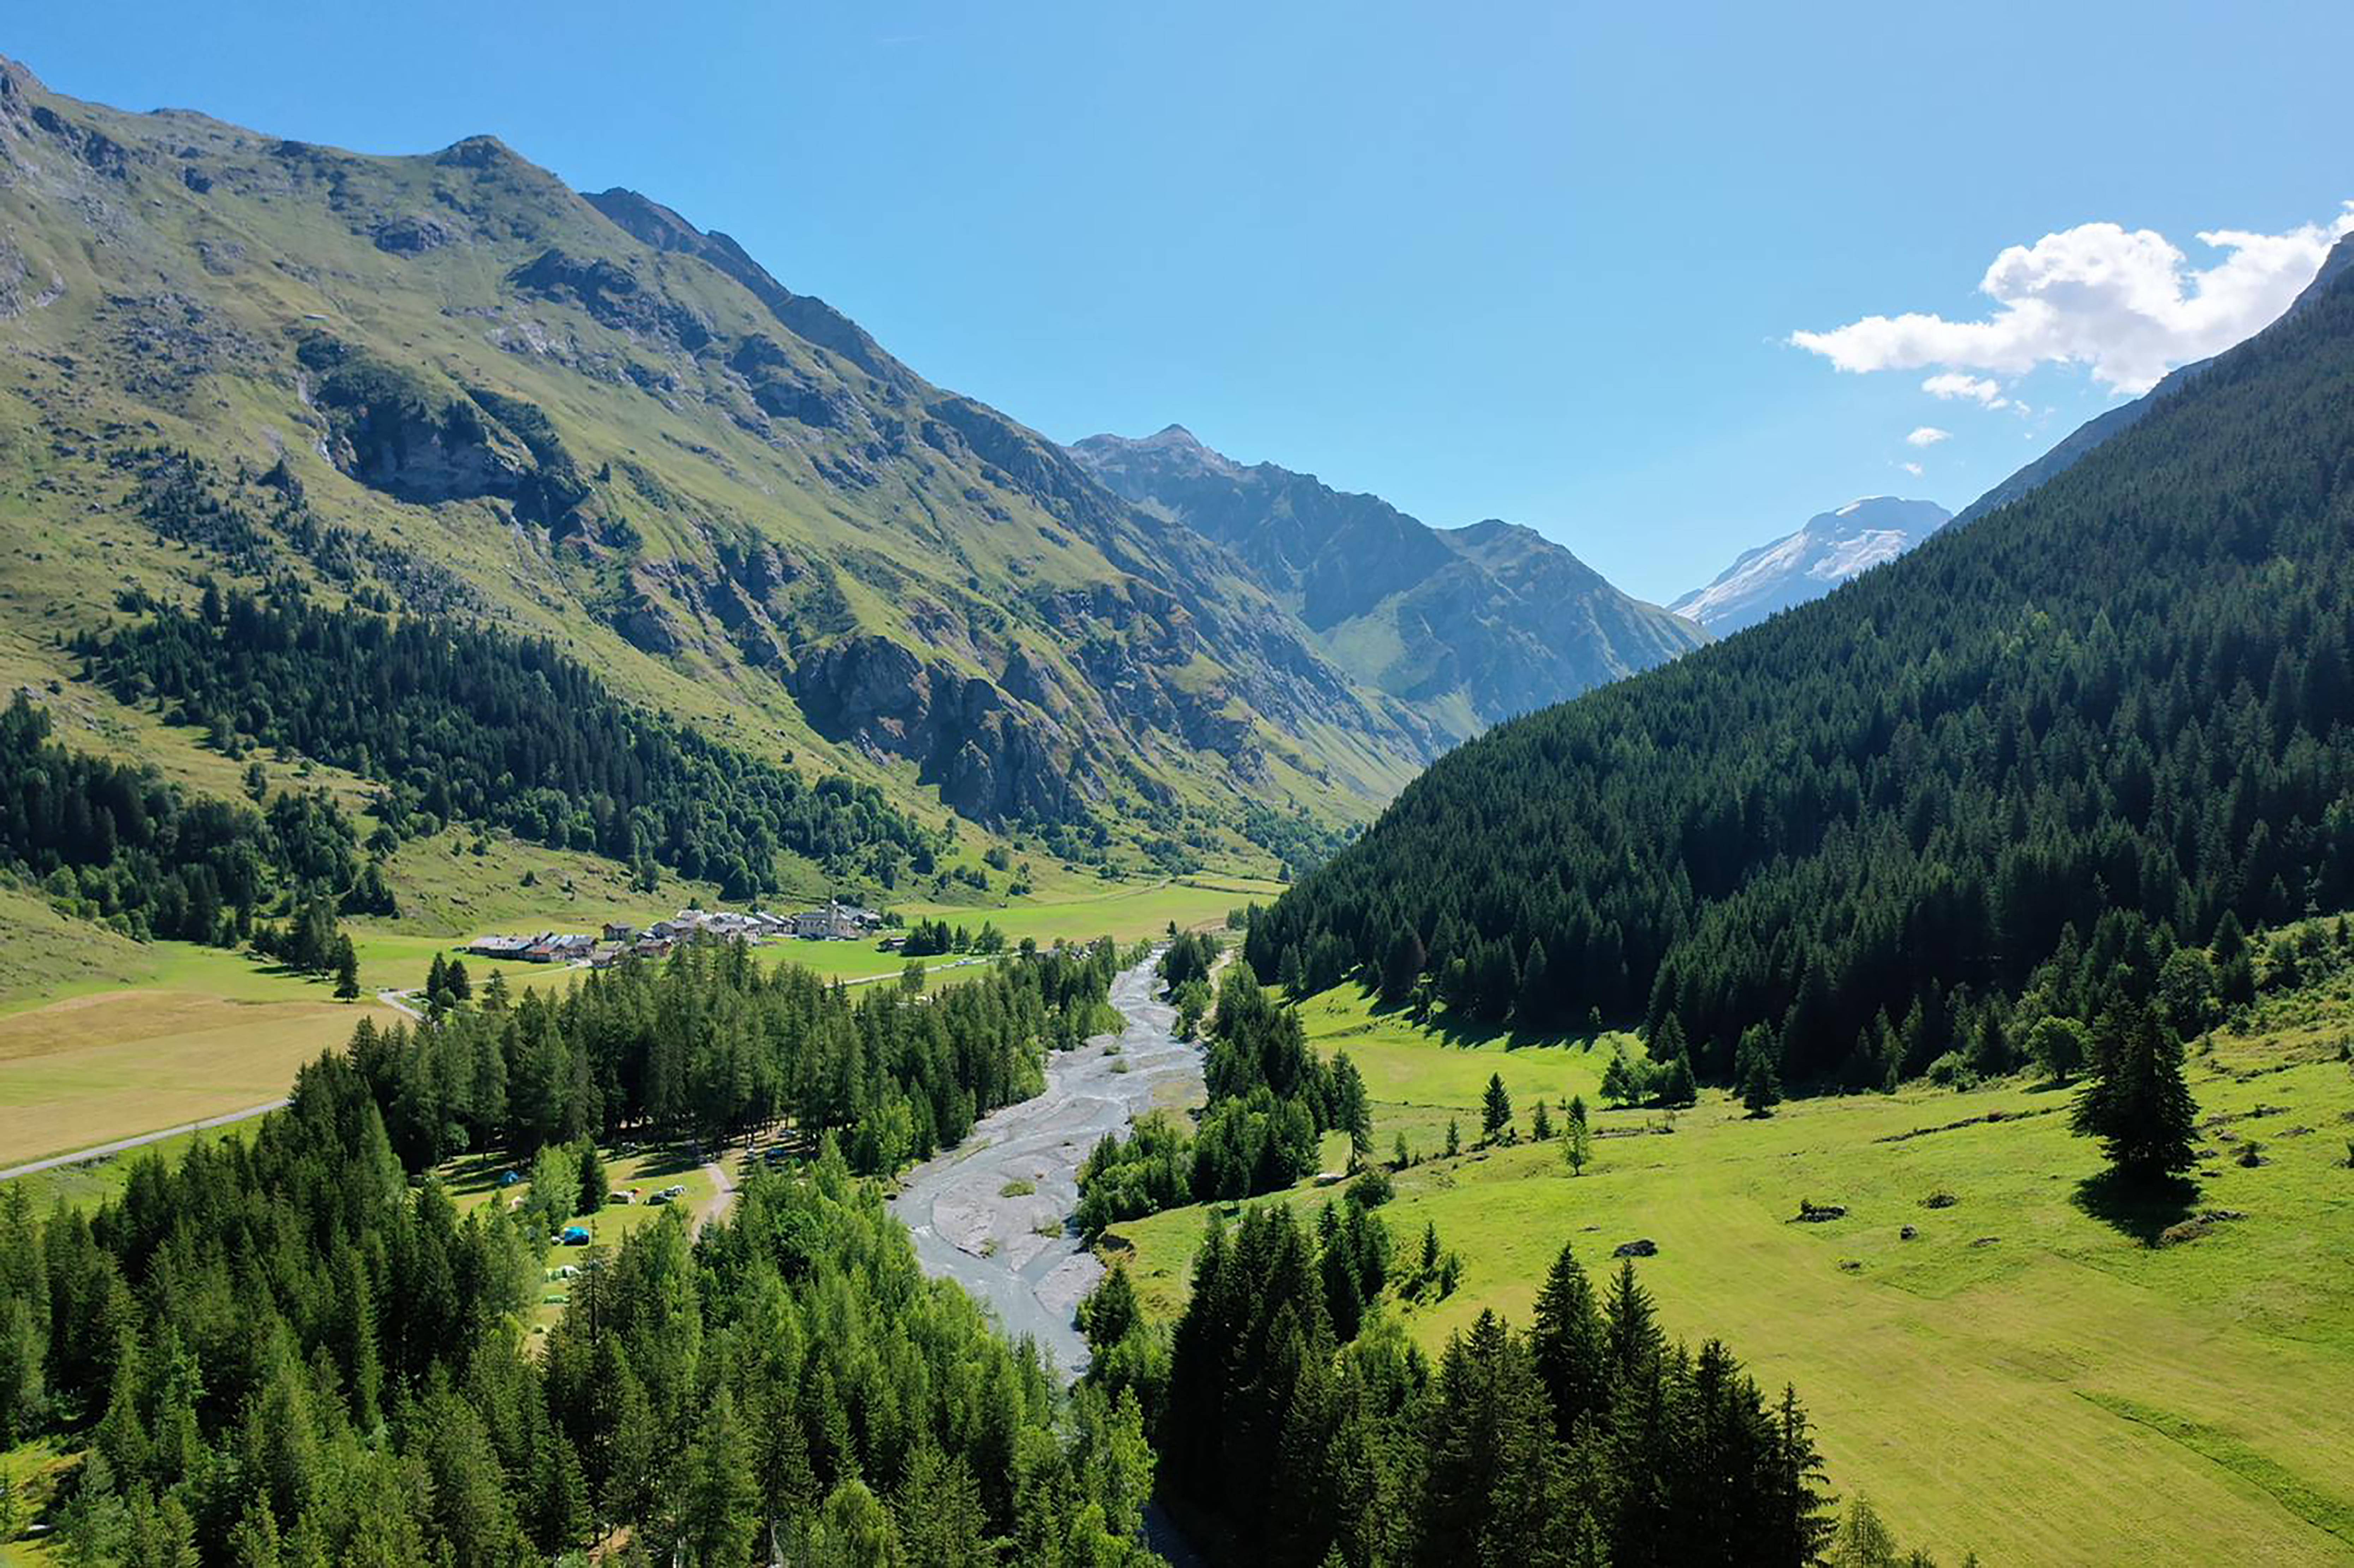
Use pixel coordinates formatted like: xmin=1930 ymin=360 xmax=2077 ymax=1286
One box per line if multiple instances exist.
xmin=1793 ymin=203 xmax=2354 ymax=394
xmin=1905 ymin=426 xmax=1951 ymax=448
xmin=1921 ymin=372 xmax=2008 ymax=408
xmin=1900 ymin=461 xmax=1925 ymax=477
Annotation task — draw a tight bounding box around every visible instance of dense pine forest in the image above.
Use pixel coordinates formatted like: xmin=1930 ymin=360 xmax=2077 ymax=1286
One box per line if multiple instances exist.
xmin=1076 ymin=959 xmax=1370 ymax=1229
xmin=0 ymin=1055 xmax=1161 ymax=1565
xmin=1081 ymin=1206 xmax=1831 ymax=1567
xmin=1249 ymin=256 xmax=2354 ymax=1087
xmin=0 ymin=694 xmax=369 ymax=945
xmin=84 ymin=586 xmax=941 ymax=900
xmin=359 ymin=936 xmax=1121 ymax=1177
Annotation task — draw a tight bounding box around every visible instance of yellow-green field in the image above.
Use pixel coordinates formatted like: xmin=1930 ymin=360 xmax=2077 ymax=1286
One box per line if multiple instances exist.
xmin=0 ymin=942 xmax=401 ymax=1169
xmin=1112 ymin=984 xmax=2354 ymax=1566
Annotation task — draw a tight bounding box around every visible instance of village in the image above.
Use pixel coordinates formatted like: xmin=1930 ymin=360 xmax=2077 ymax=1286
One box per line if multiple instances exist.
xmin=462 ymin=898 xmax=890 ymax=969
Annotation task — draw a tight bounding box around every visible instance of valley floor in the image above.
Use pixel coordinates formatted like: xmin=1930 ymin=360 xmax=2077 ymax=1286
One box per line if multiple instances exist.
xmin=1109 ymin=985 xmax=2354 ymax=1566
xmin=889 ymin=953 xmax=1204 ymax=1378
xmin=0 ymin=873 xmax=1267 ymax=1191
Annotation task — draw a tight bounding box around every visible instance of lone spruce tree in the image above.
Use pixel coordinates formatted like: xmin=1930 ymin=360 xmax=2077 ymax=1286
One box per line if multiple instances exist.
xmin=2072 ymin=996 xmax=2198 ymax=1182
xmin=1481 ymin=1073 xmax=1514 ymax=1145
xmin=1564 ymin=1095 xmax=1592 ymax=1176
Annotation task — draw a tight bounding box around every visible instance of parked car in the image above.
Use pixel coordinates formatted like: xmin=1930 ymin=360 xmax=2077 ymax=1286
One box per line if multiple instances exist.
xmin=559 ymin=1226 xmax=591 ymax=1246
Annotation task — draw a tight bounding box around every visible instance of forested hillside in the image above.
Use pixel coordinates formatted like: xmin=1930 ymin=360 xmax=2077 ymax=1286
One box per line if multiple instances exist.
xmin=0 ymin=1052 xmax=1162 ymax=1564
xmin=1250 ymin=235 xmax=2354 ymax=1085
xmin=1 ymin=692 xmax=373 ymax=943
xmin=85 ymin=580 xmax=939 ymax=899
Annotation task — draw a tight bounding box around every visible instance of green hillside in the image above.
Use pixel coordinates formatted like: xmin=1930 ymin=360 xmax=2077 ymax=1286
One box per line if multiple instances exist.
xmin=1249 ymin=229 xmax=2354 ymax=1084
xmin=0 ymin=54 xmax=1438 ymax=893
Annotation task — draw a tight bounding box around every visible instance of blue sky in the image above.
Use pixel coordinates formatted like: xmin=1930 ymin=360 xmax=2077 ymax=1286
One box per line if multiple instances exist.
xmin=11 ymin=1 xmax=2351 ymax=600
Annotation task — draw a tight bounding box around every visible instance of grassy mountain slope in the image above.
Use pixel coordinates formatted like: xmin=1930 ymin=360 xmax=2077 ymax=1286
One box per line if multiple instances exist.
xmin=1249 ymin=234 xmax=2354 ymax=1076
xmin=0 ymin=56 xmax=1437 ymax=886
xmin=1070 ymin=425 xmax=1706 ymax=740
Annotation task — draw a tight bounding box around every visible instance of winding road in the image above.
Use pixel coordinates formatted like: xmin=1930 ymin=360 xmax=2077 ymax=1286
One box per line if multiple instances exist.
xmin=889 ymin=953 xmax=1200 ymax=1378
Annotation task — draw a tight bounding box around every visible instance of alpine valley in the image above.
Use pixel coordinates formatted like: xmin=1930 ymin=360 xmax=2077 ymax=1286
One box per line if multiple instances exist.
xmin=7 ymin=29 xmax=2354 ymax=1568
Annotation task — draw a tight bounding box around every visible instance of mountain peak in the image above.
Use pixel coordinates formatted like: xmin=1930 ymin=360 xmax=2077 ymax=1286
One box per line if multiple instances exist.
xmin=1070 ymin=424 xmax=1245 ymax=478
xmin=1071 ymin=440 xmax=1701 ymax=735
xmin=1674 ymin=497 xmax=1951 ymax=633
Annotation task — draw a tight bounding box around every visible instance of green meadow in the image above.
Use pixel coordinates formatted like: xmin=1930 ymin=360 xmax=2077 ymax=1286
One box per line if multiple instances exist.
xmin=1110 ymin=982 xmax=2354 ymax=1567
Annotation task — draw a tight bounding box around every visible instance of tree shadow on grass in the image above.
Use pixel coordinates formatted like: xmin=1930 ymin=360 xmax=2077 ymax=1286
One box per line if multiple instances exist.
xmin=2072 ymin=1168 xmax=2201 ymax=1246
xmin=1361 ymin=986 xmax=1605 ymax=1054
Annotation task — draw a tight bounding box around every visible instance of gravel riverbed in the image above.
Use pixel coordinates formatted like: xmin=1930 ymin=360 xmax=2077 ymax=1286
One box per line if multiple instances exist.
xmin=888 ymin=953 xmax=1198 ymax=1378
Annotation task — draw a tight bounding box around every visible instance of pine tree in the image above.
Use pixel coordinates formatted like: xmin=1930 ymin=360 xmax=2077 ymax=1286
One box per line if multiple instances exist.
xmin=674 ymin=1388 xmax=760 ymax=1568
xmin=1531 ymin=1099 xmax=1554 ymax=1141
xmin=333 ymin=938 xmax=361 ymax=1001
xmin=1530 ymin=1243 xmax=1607 ymax=1436
xmin=1481 ymin=1073 xmax=1514 ymax=1145
xmin=1333 ymin=1052 xmax=1373 ymax=1171
xmin=1564 ymin=1096 xmax=1592 ymax=1177
xmin=1445 ymin=1118 xmax=1461 ymax=1159
xmin=575 ymin=1141 xmax=609 ymax=1216
xmin=1516 ymin=939 xmax=1552 ymax=1031
xmin=1601 ymin=1053 xmax=1635 ymax=1108
xmin=1662 ymin=1049 xmax=1698 ymax=1107
xmin=1739 ymin=1030 xmax=1781 ymax=1116
xmin=1382 ymin=926 xmax=1427 ymax=1005
xmin=2072 ymin=996 xmax=2198 ymax=1182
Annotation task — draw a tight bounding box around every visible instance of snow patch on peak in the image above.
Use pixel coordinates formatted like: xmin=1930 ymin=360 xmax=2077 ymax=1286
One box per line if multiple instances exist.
xmin=1671 ymin=497 xmax=1951 ymax=634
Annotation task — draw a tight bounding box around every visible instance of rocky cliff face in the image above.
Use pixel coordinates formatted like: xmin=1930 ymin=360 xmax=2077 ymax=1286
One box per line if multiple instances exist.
xmin=789 ymin=636 xmax=1077 ymax=822
xmin=1070 ymin=426 xmax=1706 ymax=737
xmin=0 ymin=58 xmax=1436 ymax=848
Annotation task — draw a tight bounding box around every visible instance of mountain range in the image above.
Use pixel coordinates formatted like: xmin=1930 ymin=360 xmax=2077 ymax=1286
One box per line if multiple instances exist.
xmin=0 ymin=56 xmax=1741 ymax=882
xmin=1069 ymin=426 xmax=1705 ymax=739
xmin=0 ymin=57 xmax=1424 ymax=873
xmin=1669 ymin=496 xmax=1952 ymax=634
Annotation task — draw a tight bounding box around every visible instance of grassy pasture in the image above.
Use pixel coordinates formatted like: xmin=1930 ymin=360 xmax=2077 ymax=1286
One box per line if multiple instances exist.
xmin=0 ymin=944 xmax=400 ymax=1168
xmin=1112 ymin=982 xmax=2354 ymax=1566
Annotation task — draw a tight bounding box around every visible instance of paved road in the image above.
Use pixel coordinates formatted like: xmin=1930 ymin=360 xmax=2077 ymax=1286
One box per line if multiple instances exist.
xmin=0 ymin=1098 xmax=294 ymax=1183
xmin=0 ymin=987 xmax=425 ymax=1184
xmin=888 ymin=953 xmax=1200 ymax=1379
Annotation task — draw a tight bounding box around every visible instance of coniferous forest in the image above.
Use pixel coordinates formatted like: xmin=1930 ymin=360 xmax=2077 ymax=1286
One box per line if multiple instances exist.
xmin=354 ymin=936 xmax=1120 ymax=1177
xmin=84 ymin=588 xmax=942 ymax=899
xmin=0 ymin=694 xmax=369 ymax=945
xmin=0 ymin=1055 xmax=1161 ymax=1566
xmin=1080 ymin=1205 xmax=1831 ymax=1568
xmin=1249 ymin=259 xmax=2354 ymax=1087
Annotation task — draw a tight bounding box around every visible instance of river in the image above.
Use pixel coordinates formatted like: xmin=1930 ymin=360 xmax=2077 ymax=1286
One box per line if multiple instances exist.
xmin=888 ymin=952 xmax=1197 ymax=1377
